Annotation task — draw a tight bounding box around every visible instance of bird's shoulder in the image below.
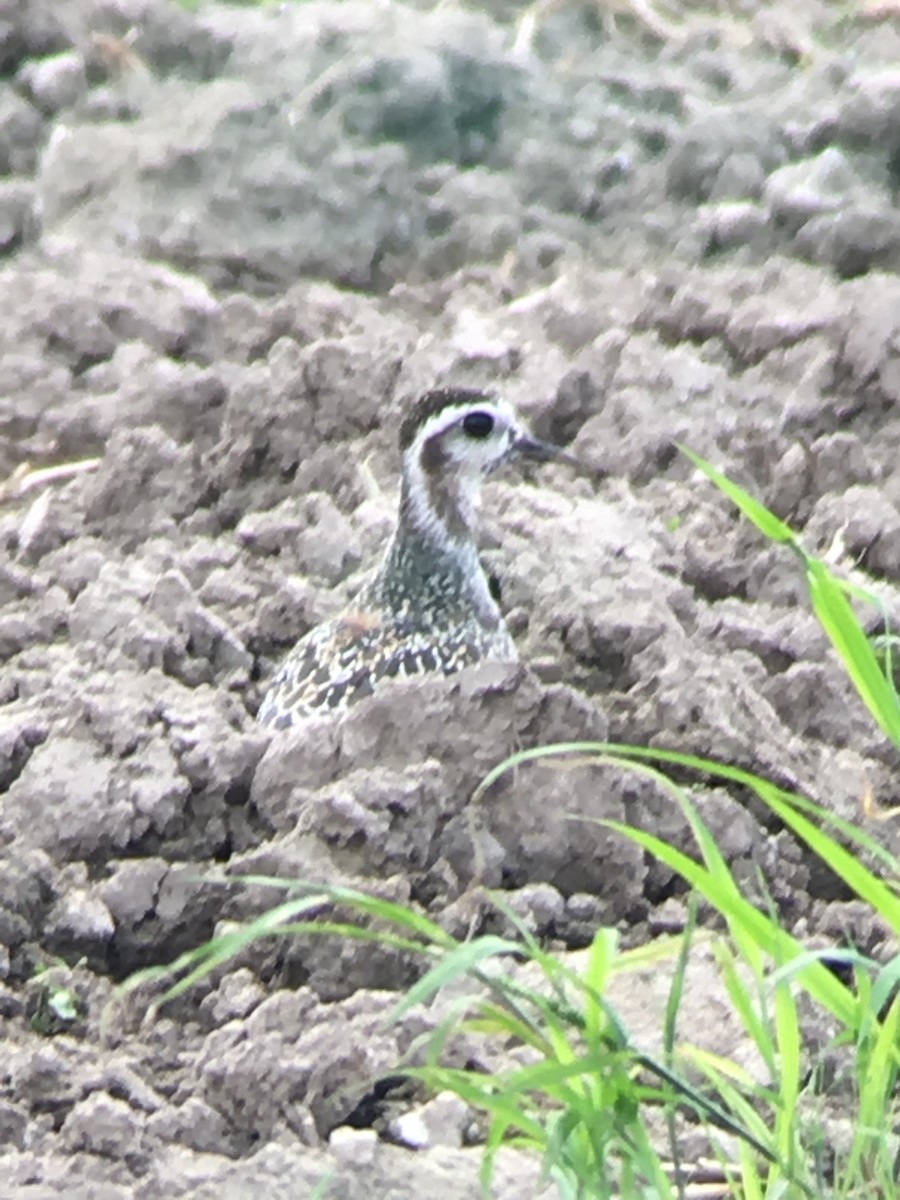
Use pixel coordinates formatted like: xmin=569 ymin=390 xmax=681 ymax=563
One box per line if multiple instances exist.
xmin=257 ymin=603 xmax=492 ymax=727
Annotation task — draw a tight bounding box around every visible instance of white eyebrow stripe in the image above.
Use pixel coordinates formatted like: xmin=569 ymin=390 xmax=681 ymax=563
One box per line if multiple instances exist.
xmin=409 ymin=397 xmax=515 ymax=446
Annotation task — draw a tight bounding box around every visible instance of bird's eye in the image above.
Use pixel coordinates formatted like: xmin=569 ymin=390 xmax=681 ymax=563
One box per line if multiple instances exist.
xmin=461 ymin=411 xmax=495 ymax=439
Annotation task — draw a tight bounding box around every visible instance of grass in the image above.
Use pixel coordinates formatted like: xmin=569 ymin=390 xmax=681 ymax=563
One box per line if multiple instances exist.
xmin=119 ymin=450 xmax=900 ymax=1198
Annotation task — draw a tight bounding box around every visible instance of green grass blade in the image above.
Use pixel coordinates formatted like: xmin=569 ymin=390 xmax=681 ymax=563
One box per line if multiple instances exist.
xmin=581 ymin=928 xmax=617 ymax=1048
xmin=230 ymin=875 xmax=459 ymax=948
xmin=401 ymin=1064 xmax=546 ymax=1140
xmin=149 ymin=894 xmax=343 ymax=1005
xmin=678 ymin=446 xmax=796 ymax=544
xmin=662 ymin=903 xmax=694 ymax=1200
xmin=388 ymin=935 xmax=523 ymax=1022
xmin=803 ymin=557 xmax=900 ymax=747
xmin=466 ymin=1002 xmax=554 ymax=1056
xmin=870 ymin=954 xmax=900 ymax=1017
xmin=711 ymin=941 xmax=775 ymax=1079
xmin=772 ymin=975 xmax=801 ymax=1168
xmin=276 ymin=919 xmax=441 ymax=957
xmin=859 ymin=991 xmax=900 ymax=1131
xmin=308 ymin=1176 xmax=334 ymax=1200
xmin=682 ymin=444 xmax=900 ymax=751
xmin=603 ymin=819 xmax=856 ymax=1026
xmin=756 ymin=782 xmax=900 ymax=935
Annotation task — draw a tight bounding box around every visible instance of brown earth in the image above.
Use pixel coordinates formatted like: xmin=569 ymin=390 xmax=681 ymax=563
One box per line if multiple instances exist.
xmin=2 ymin=0 xmax=900 ymax=1195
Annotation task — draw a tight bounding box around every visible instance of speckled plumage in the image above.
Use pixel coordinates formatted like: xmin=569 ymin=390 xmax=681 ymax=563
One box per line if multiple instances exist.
xmin=257 ymin=387 xmax=557 ymax=729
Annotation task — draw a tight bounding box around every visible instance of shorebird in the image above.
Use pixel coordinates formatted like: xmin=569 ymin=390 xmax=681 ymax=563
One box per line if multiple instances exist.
xmin=257 ymin=386 xmax=566 ymax=729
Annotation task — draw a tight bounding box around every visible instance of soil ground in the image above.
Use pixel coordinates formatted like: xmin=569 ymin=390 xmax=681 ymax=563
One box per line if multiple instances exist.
xmin=2 ymin=0 xmax=900 ymax=1195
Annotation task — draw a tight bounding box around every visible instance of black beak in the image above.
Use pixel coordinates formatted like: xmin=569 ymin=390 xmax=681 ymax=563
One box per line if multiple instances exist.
xmin=514 ymin=433 xmax=582 ymax=469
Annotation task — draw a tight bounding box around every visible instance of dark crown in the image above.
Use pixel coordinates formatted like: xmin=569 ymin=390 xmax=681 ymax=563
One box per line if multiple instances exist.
xmin=398 ymin=387 xmax=496 ymax=452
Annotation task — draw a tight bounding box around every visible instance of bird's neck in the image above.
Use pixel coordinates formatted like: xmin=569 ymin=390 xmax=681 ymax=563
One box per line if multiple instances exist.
xmin=399 ymin=460 xmax=479 ymax=545
xmin=371 ymin=477 xmax=498 ymax=628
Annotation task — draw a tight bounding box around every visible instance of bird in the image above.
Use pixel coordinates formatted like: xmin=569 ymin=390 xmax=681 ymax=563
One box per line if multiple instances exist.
xmin=257 ymin=386 xmax=567 ymax=729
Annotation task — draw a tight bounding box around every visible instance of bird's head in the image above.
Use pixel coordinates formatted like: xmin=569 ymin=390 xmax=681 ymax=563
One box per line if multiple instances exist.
xmin=397 ymin=387 xmax=566 ymax=544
